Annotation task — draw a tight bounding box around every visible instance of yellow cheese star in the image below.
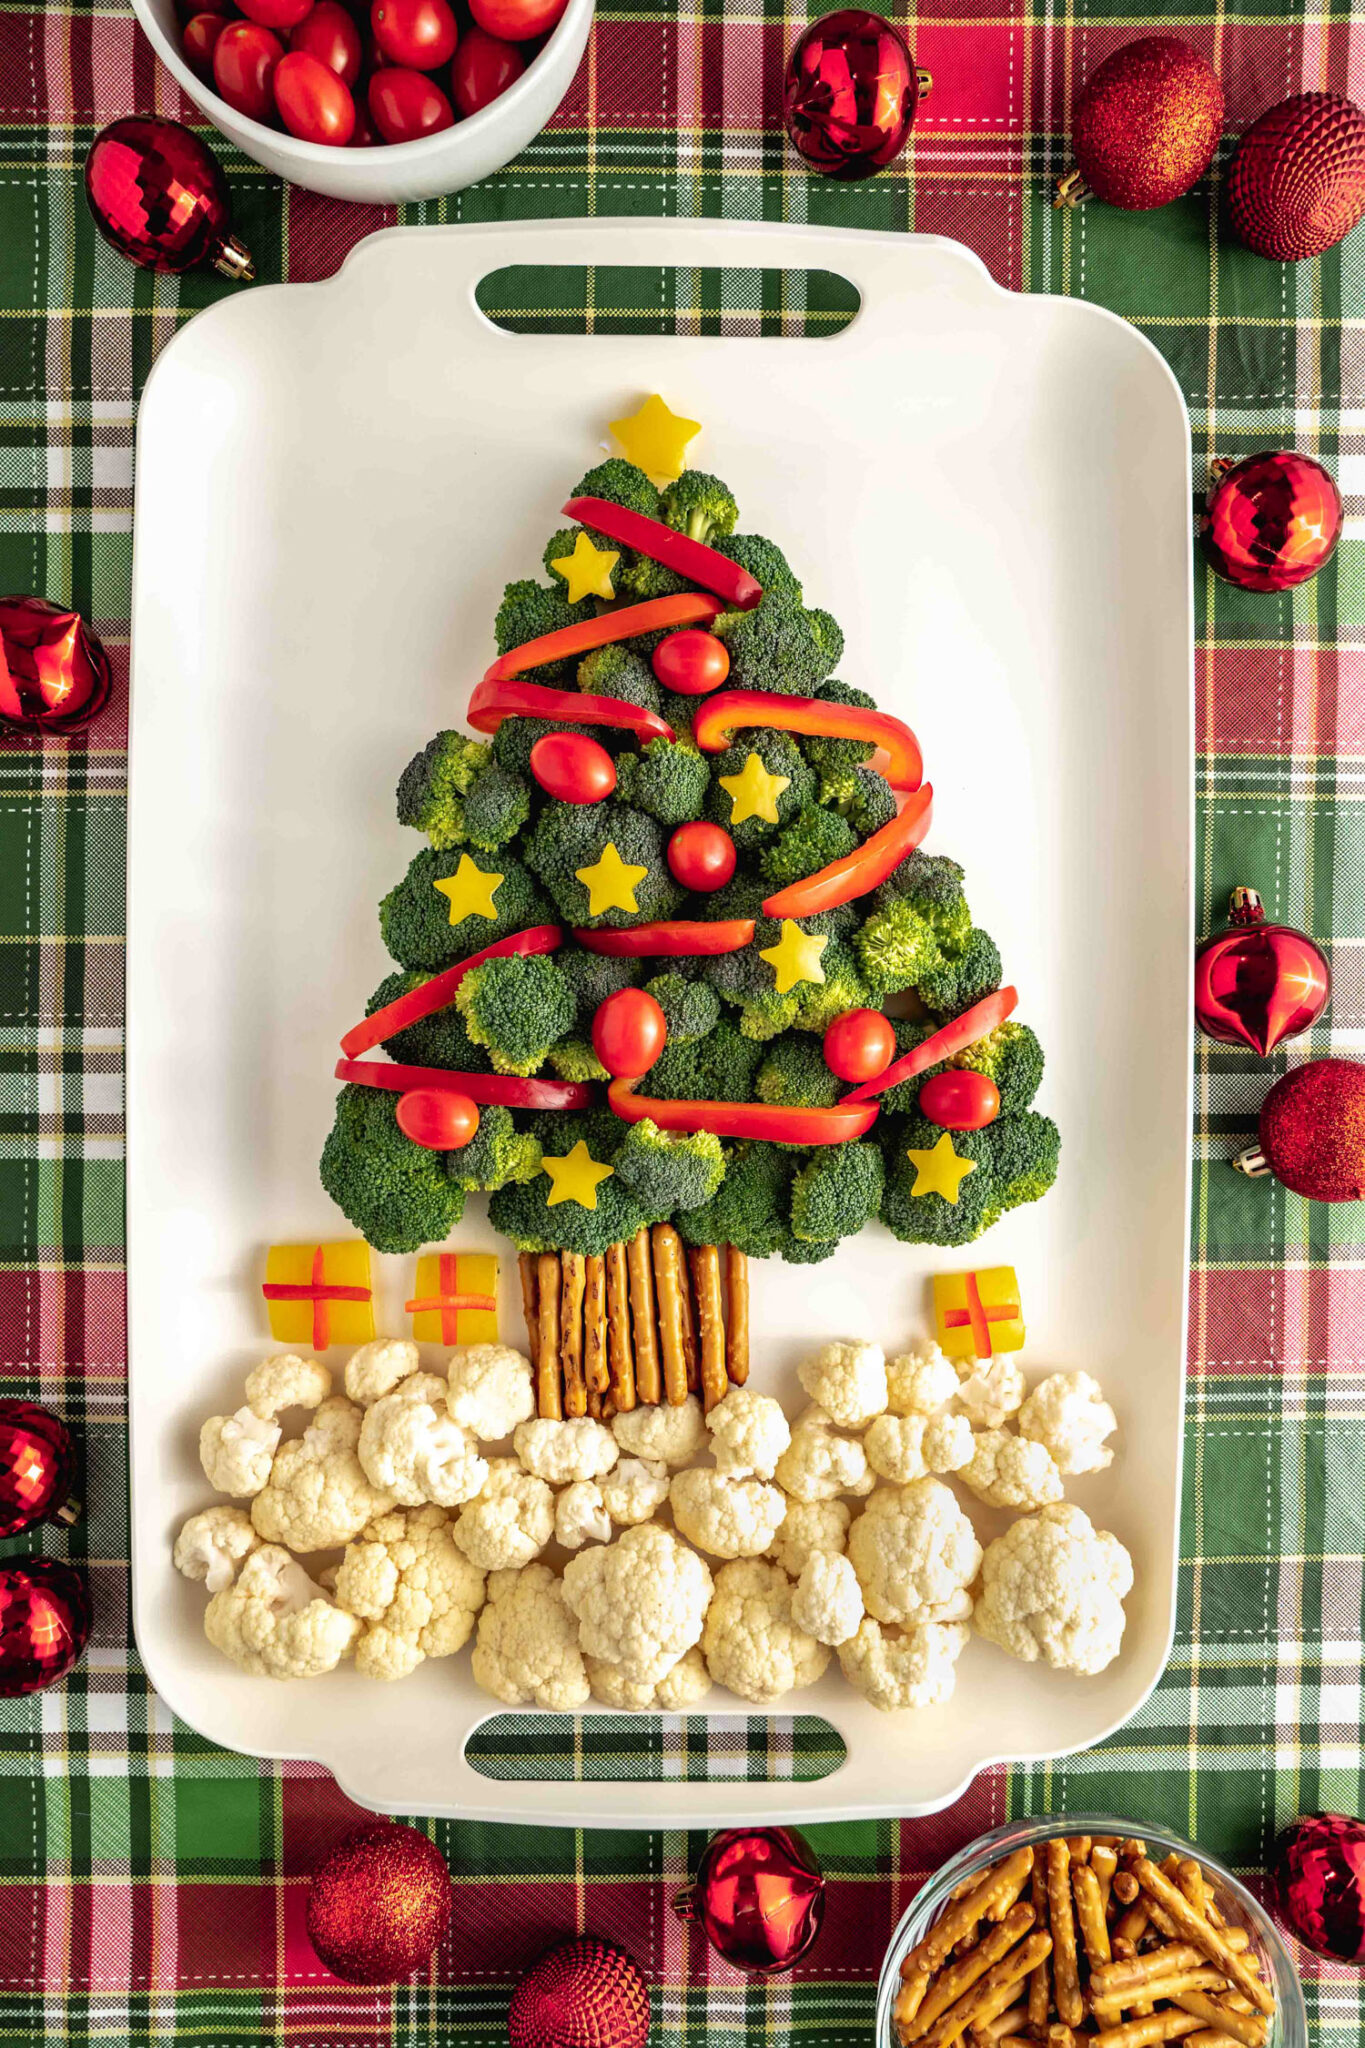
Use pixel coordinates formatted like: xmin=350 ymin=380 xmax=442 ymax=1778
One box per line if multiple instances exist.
xmin=609 ymin=395 xmax=701 ymax=482
xmin=760 ymin=919 xmax=828 ymax=996
xmin=905 ymin=1133 xmax=978 ymax=1206
xmin=575 ymin=840 xmax=648 ymax=918
xmin=551 ymin=530 xmax=619 ymax=604
xmin=542 ymin=1139 xmax=614 ymax=1211
xmin=434 ymin=855 xmax=504 ymax=927
xmin=719 ymin=750 xmax=790 ymax=827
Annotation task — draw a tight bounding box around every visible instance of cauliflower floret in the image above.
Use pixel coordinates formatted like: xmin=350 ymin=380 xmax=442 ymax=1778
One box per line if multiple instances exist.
xmin=796 ymin=1340 xmax=888 ymax=1428
xmin=838 ymin=1616 xmax=970 ymax=1712
xmin=885 ymin=1342 xmax=960 ymax=1418
xmin=244 ymin=1352 xmax=332 ymax=1420
xmin=706 ymin=1387 xmax=792 ymax=1480
xmin=953 ymin=1355 xmax=1027 ymax=1430
xmin=973 ymin=1503 xmax=1133 ymax=1675
xmin=670 ymin=1468 xmax=788 ymax=1559
xmin=358 ymin=1380 xmax=488 ymax=1509
xmin=555 ymin=1481 xmax=612 ymax=1550
xmin=446 ymin=1343 xmax=536 ymax=1441
xmin=864 ymin=1412 xmax=975 ymax=1485
xmin=792 ymin=1551 xmax=864 ymax=1647
xmin=471 ymin=1562 xmax=590 ymax=1709
xmin=204 ymin=1544 xmax=360 ymax=1677
xmin=959 ymin=1429 xmax=1064 ymax=1511
xmin=344 ymin=1338 xmax=423 ymax=1407
xmin=333 ymin=1503 xmax=486 ymax=1680
xmin=611 ymin=1396 xmax=706 ymax=1467
xmin=702 ymin=1558 xmax=830 ymax=1703
xmin=452 ymin=1457 xmax=555 ymax=1570
xmin=562 ymin=1523 xmax=714 ymax=1683
xmin=173 ymin=1505 xmax=260 ymax=1593
xmin=767 ymin=1498 xmax=851 ymax=1577
xmin=599 ymin=1457 xmax=670 ymax=1526
xmin=848 ymin=1478 xmax=983 ymax=1625
xmin=249 ymin=1397 xmax=393 ymax=1550
xmin=1018 ymin=1371 xmax=1118 ymax=1476
xmin=513 ymin=1416 xmax=618 ymax=1485
xmin=586 ymin=1645 xmax=712 ymax=1710
xmin=774 ymin=1406 xmax=873 ymax=1504
xmin=199 ymin=1406 xmax=281 ymax=1498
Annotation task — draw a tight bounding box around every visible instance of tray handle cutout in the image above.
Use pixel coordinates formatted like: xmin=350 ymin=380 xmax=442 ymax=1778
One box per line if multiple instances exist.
xmin=475 ymin=265 xmax=860 ymax=339
xmin=465 ymin=1713 xmax=846 ymax=1783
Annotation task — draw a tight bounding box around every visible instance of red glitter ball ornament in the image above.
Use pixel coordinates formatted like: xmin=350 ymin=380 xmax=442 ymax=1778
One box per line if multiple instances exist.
xmin=0 ymin=1403 xmax=79 ymax=1540
xmin=305 ymin=1821 xmax=452 ymax=1984
xmin=1274 ymin=1813 xmax=1365 ymax=1962
xmin=1057 ymin=36 xmax=1223 ymax=210
xmin=1202 ymin=451 xmax=1343 ymax=593
xmin=0 ymin=596 xmax=112 ymax=737
xmin=674 ymin=1826 xmax=825 ymax=1973
xmin=1233 ymin=1057 xmax=1365 ymax=1202
xmin=0 ymin=1557 xmax=91 ymax=1698
xmin=1227 ymin=93 xmax=1365 ymax=261
xmin=784 ymin=9 xmax=931 ymax=181
xmin=84 ymin=117 xmax=254 ymax=279
xmin=1195 ymin=886 xmax=1330 ymax=1056
xmin=507 ymin=1937 xmax=650 ymax=2048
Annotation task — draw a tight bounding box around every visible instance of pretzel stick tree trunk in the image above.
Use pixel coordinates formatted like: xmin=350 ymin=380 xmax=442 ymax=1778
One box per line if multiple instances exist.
xmin=535 ymin=1253 xmax=562 ymax=1419
xmin=651 ymin=1225 xmax=690 ymax=1406
xmin=583 ymin=1254 xmax=608 ymax=1412
xmin=688 ymin=1242 xmax=729 ymax=1411
xmin=604 ymin=1240 xmax=636 ymax=1412
xmin=626 ymin=1228 xmax=661 ymax=1403
xmin=559 ymin=1251 xmax=587 ymax=1418
xmin=725 ymin=1246 xmax=749 ymax=1383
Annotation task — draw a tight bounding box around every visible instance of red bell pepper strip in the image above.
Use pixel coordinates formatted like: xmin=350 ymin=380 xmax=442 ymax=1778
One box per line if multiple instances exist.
xmin=563 ymin=496 xmax=762 ymax=612
xmin=841 ymin=987 xmax=1019 ymax=1105
xmin=573 ymin=919 xmax=755 ymax=957
xmin=692 ymin=690 xmax=923 ymax=793
xmin=340 ymin=925 xmax=563 ymax=1059
xmin=334 ymin=1059 xmax=593 ymax=1111
xmin=762 ymin=783 xmax=934 ymax=920
xmin=481 ymin=593 xmax=723 ymax=684
xmin=467 ymin=675 xmax=674 ymax=747
xmin=405 ymin=1294 xmax=496 ymax=1316
xmin=608 ymin=1077 xmax=879 ymax=1144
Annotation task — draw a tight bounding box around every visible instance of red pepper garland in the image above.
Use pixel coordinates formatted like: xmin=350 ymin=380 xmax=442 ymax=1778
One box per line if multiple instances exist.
xmin=564 ymin=495 xmax=762 ymax=610
xmin=693 ymin=687 xmax=923 ymax=791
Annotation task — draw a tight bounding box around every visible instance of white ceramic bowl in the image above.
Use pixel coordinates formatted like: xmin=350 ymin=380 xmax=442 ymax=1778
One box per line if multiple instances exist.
xmin=130 ymin=0 xmax=593 ymax=202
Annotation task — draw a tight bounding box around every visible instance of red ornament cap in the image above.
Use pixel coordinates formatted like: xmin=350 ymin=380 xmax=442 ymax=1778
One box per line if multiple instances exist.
xmin=1059 ymin=36 xmax=1223 ymax=211
xmin=508 ymin=1937 xmax=650 ymax=2048
xmin=0 ymin=1402 xmax=79 ymax=1540
xmin=84 ymin=117 xmax=253 ymax=279
xmin=1194 ymin=885 xmax=1330 ymax=1055
xmin=1227 ymin=92 xmax=1365 ymax=261
xmin=0 ymin=597 xmax=112 ymax=737
xmin=306 ymin=1821 xmax=452 ymax=1984
xmin=1234 ymin=1057 xmax=1365 ymax=1201
xmin=1274 ymin=1813 xmax=1365 ymax=1961
xmin=784 ymin=9 xmax=931 ymax=181
xmin=675 ymin=1826 xmax=825 ymax=1973
xmin=1202 ymin=452 xmax=1343 ymax=593
xmin=0 ymin=1557 xmax=91 ymax=1697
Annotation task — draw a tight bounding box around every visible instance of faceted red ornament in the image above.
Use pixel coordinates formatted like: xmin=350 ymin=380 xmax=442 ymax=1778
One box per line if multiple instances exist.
xmin=508 ymin=1937 xmax=651 ymax=2048
xmin=305 ymin=1821 xmax=452 ymax=1984
xmin=1233 ymin=1057 xmax=1365 ymax=1202
xmin=0 ymin=1403 xmax=79 ymax=1540
xmin=1227 ymin=93 xmax=1365 ymax=262
xmin=0 ymin=1557 xmax=91 ymax=1697
xmin=1202 ymin=452 xmax=1343 ymax=593
xmin=1274 ymin=1813 xmax=1365 ymax=1962
xmin=0 ymin=597 xmax=112 ymax=737
xmin=84 ymin=117 xmax=254 ymax=279
xmin=1195 ymin=886 xmax=1330 ymax=1056
xmin=784 ymin=9 xmax=931 ymax=181
xmin=1057 ymin=36 xmax=1223 ymax=210
xmin=674 ymin=1826 xmax=825 ymax=1973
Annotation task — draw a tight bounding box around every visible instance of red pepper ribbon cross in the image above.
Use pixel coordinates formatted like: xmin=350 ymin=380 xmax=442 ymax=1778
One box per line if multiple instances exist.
xmin=261 ymin=1246 xmax=371 ymax=1353
xmin=404 ymin=1254 xmax=496 ymax=1344
xmin=942 ymin=1272 xmax=1018 ymax=1360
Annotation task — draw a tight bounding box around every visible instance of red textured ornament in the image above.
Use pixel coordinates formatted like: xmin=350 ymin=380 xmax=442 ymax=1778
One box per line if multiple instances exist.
xmin=84 ymin=118 xmax=254 ymax=279
xmin=784 ymin=9 xmax=931 ymax=181
xmin=0 ymin=597 xmax=112 ymax=737
xmin=1202 ymin=452 xmax=1343 ymax=592
xmin=674 ymin=1826 xmax=825 ymax=1973
xmin=0 ymin=1558 xmax=91 ymax=1697
xmin=508 ymin=1937 xmax=650 ymax=2048
xmin=1195 ymin=885 xmax=1330 ymax=1055
xmin=1057 ymin=37 xmax=1223 ymax=210
xmin=1273 ymin=1814 xmax=1365 ymax=1962
xmin=1233 ymin=1057 xmax=1365 ymax=1202
xmin=1227 ymin=93 xmax=1365 ymax=262
xmin=305 ymin=1821 xmax=452 ymax=1984
xmin=0 ymin=1403 xmax=79 ymax=1540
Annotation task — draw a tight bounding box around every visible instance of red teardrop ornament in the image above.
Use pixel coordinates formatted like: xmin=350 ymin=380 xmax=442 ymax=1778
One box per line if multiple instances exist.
xmin=0 ymin=597 xmax=112 ymax=736
xmin=1195 ymin=886 xmax=1330 ymax=1056
xmin=674 ymin=1826 xmax=825 ymax=1973
xmin=784 ymin=9 xmax=930 ymax=180
xmin=1202 ymin=452 xmax=1343 ymax=593
xmin=1273 ymin=1813 xmax=1365 ymax=1962
xmin=84 ymin=117 xmax=254 ymax=279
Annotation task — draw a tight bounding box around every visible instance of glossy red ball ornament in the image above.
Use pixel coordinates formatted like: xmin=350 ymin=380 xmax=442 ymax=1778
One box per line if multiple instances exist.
xmin=1057 ymin=36 xmax=1223 ymax=210
xmin=0 ymin=1558 xmax=91 ymax=1697
xmin=919 ymin=1068 xmax=1001 ymax=1130
xmin=529 ymin=731 xmax=617 ymax=804
xmin=0 ymin=597 xmax=113 ymax=737
xmin=674 ymin=1826 xmax=825 ymax=1973
xmin=667 ymin=820 xmax=736 ymax=892
xmin=84 ymin=117 xmax=253 ymax=280
xmin=0 ymin=1404 xmax=79 ymax=1540
xmin=1234 ymin=1057 xmax=1365 ymax=1202
xmin=591 ymin=987 xmax=667 ymax=1079
xmin=508 ymin=1937 xmax=650 ymax=2048
xmin=652 ymin=629 xmax=730 ymax=695
xmin=1227 ymin=93 xmax=1365 ymax=262
xmin=1273 ymin=1814 xmax=1365 ymax=1962
xmin=823 ymin=1007 xmax=895 ymax=1084
xmin=784 ymin=9 xmax=930 ymax=181
xmin=1202 ymin=451 xmax=1343 ymax=593
xmin=1195 ymin=886 xmax=1330 ymax=1055
xmin=306 ymin=1821 xmax=452 ymax=1984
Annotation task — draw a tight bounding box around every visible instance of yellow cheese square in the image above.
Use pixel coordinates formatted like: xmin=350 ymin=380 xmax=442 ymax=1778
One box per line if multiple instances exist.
xmin=262 ymin=1240 xmax=374 ymax=1349
xmin=932 ymin=1266 xmax=1024 ymax=1362
xmin=408 ymin=1251 xmax=499 ymax=1346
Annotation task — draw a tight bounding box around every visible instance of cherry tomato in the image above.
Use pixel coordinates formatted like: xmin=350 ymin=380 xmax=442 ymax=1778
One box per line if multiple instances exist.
xmin=823 ymin=1008 xmax=895 ymax=1084
xmin=290 ymin=0 xmax=363 ymax=83
xmin=368 ymin=66 xmax=455 ymax=140
xmin=182 ymin=11 xmax=230 ymax=79
xmin=667 ymin=820 xmax=736 ymax=892
xmin=274 ymin=49 xmax=357 ymax=139
xmin=468 ymin=0 xmax=564 ymax=40
xmin=652 ymin=629 xmax=730 ymax=697
xmin=591 ymin=989 xmax=668 ymax=1080
xmin=371 ymin=0 xmax=457 ymax=67
xmin=238 ymin=0 xmax=314 ymax=32
xmin=396 ymin=1087 xmax=480 ymax=1151
xmin=451 ymin=24 xmax=524 ymax=113
xmin=213 ymin=21 xmax=285 ymax=122
xmin=918 ymin=1068 xmax=1001 ymax=1131
xmin=529 ymin=732 xmax=617 ymax=805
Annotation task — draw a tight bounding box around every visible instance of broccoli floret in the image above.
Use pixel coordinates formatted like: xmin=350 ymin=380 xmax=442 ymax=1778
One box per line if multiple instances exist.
xmin=856 ymin=896 xmax=951 ymax=998
xmin=760 ymin=805 xmax=857 ymax=888
xmin=790 ymin=1142 xmax=885 ymax=1244
xmin=616 ymin=551 xmax=692 ymax=603
xmin=577 ymin=644 xmax=661 ymax=713
xmin=547 ymin=1038 xmax=609 ymax=1083
xmin=494 ymin=580 xmax=586 ymax=680
xmin=755 ymin=1033 xmax=842 ymax=1110
xmin=833 ymin=766 xmax=899 ymax=837
xmin=987 ymin=1110 xmax=1062 ymax=1219
xmin=919 ymin=928 xmax=1003 ymax=1018
xmin=711 ymin=593 xmax=841 ymax=697
xmin=572 ymin=458 xmax=661 ymax=519
xmin=952 ymin=1021 xmax=1045 ymax=1114
xmin=489 ymin=1113 xmax=646 ymax=1257
xmin=702 ymin=936 xmax=799 ymax=1038
xmin=676 ymin=1140 xmax=794 ymax=1258
xmin=807 ymin=609 xmax=844 ymax=673
xmin=643 ymin=972 xmax=720 ymax=1046
xmin=447 ymin=1104 xmax=543 ymax=1195
xmin=379 ymin=849 xmax=548 ymax=971
xmin=364 ymin=971 xmax=494 ymax=1072
xmin=800 ymin=681 xmax=877 ymax=800
xmin=395 ymin=731 xmax=490 ymax=849
xmin=454 ymin=954 xmax=576 ymax=1076
xmin=643 ymin=1018 xmax=764 ymax=1103
xmin=615 ymin=736 xmax=711 ymax=827
xmin=772 ymin=1229 xmax=840 ymax=1265
xmin=613 ymin=1118 xmax=726 ymax=1219
xmin=788 ymin=940 xmax=872 ymax=1037
xmin=873 ymin=850 xmax=972 ymax=929
xmin=706 ymin=730 xmax=816 ymax=848
xmin=879 ymin=1110 xmax=1060 ymax=1247
xmin=462 ymin=762 xmax=531 ymax=852
xmin=523 ymin=798 xmax=682 ymax=929
xmin=557 ymin=945 xmax=643 ymax=1021
xmin=491 ymin=716 xmax=597 ymax=778
xmin=713 ymin=534 xmax=802 ymax=604
xmin=320 ymin=1085 xmax=464 ymax=1255
xmin=660 ymin=471 xmax=739 ymax=543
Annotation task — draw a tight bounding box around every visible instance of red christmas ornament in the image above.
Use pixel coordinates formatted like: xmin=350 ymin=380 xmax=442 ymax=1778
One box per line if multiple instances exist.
xmin=674 ymin=1826 xmax=825 ymax=1973
xmin=0 ymin=1558 xmax=91 ymax=1697
xmin=784 ymin=9 xmax=931 ymax=181
xmin=0 ymin=597 xmax=112 ymax=737
xmin=305 ymin=1821 xmax=452 ymax=1984
xmin=1056 ymin=37 xmax=1223 ymax=210
xmin=0 ymin=1403 xmax=79 ymax=1540
xmin=1202 ymin=452 xmax=1343 ymax=593
xmin=508 ymin=1937 xmax=650 ymax=2048
xmin=84 ymin=118 xmax=254 ymax=279
xmin=1195 ymin=886 xmax=1330 ymax=1056
xmin=1274 ymin=1813 xmax=1365 ymax=1962
xmin=1227 ymin=93 xmax=1365 ymax=262
xmin=1233 ymin=1056 xmax=1365 ymax=1201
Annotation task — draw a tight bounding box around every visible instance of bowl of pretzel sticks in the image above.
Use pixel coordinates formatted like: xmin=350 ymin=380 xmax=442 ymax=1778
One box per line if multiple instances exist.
xmin=876 ymin=1819 xmax=1304 ymax=2048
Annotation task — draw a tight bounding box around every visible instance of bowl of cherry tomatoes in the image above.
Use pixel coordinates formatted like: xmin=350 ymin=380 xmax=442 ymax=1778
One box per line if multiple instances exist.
xmin=131 ymin=0 xmax=592 ymax=201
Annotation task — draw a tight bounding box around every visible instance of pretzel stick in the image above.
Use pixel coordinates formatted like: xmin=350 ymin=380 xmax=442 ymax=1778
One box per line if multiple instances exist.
xmin=901 ymin=1850 xmax=1036 ymax=1987
xmin=1074 ymin=1864 xmax=1112 ymax=1972
xmin=651 ymin=1226 xmax=690 ymax=1407
xmin=688 ymin=1243 xmax=728 ymax=1411
xmin=583 ymin=1254 xmax=608 ymax=1396
xmin=1169 ymin=1996 xmax=1264 ymax=2048
xmin=981 ymin=2005 xmax=1027 ymax=2041
xmin=918 ymin=1933 xmax=1053 ymax=2048
xmin=518 ymin=1254 xmax=540 ymax=1370
xmin=725 ymin=1246 xmax=749 ymax=1384
xmin=1047 ymin=1840 xmax=1084 ymax=2027
xmin=627 ymin=1228 xmax=661 ymax=1403
xmin=1132 ymin=1865 xmax=1273 ymax=2016
xmin=899 ymin=1906 xmax=1036 ymax=2041
xmin=1092 ymin=1844 xmax=1118 ymax=1918
xmin=1092 ymin=1948 xmax=1208 ymax=1998
xmin=677 ymin=1249 xmax=700 ymax=1392
xmin=535 ymin=1254 xmax=562 ymax=1418
xmin=1049 ymin=2028 xmax=1080 ymax=2048
xmin=1092 ymin=1971 xmax=1229 ymax=2022
xmin=559 ymin=1251 xmax=587 ymax=1417
xmin=1028 ymin=1858 xmax=1052 ymax=2033
xmin=1092 ymin=2014 xmax=1203 ymax=2048
xmin=605 ymin=1240 xmax=636 ymax=1413
xmin=1185 ymin=2032 xmax=1244 ymax=2048
xmin=1068 ymin=1838 xmax=1093 ymax=1864
xmin=1113 ymin=1872 xmax=1141 ymax=1908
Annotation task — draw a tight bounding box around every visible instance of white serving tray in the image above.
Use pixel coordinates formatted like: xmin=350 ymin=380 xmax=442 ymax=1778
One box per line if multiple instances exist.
xmin=127 ymin=220 xmax=1193 ymax=1827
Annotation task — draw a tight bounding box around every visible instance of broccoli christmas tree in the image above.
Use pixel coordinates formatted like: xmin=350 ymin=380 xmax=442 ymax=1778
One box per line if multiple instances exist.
xmin=321 ymin=398 xmax=1059 ymax=1266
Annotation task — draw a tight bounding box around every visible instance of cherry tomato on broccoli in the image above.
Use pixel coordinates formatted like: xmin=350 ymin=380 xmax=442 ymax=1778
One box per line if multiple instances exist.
xmin=372 ymin=0 xmax=457 ymax=69
xmin=652 ymin=629 xmax=730 ymax=696
xmin=451 ymin=24 xmax=524 ymax=114
xmin=918 ymin=1069 xmax=1000 ymax=1131
xmin=396 ymin=1088 xmax=480 ymax=1151
xmin=237 ymin=0 xmax=313 ymax=33
xmin=529 ymin=732 xmax=617 ymax=805
xmin=289 ymin=0 xmax=362 ymax=83
xmin=368 ymin=65 xmax=455 ymax=140
xmin=213 ymin=20 xmax=285 ymax=122
xmin=591 ymin=988 xmax=668 ymax=1080
xmin=468 ymin=0 xmax=564 ymax=40
xmin=274 ymin=51 xmax=357 ymax=139
xmin=667 ymin=820 xmax=736 ymax=892
xmin=183 ymin=12 xmax=230 ymax=79
xmin=823 ymin=1008 xmax=895 ymax=1084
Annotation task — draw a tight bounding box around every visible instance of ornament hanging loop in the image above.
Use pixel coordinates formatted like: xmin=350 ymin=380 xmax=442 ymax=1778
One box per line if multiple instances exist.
xmin=214 ymin=236 xmax=255 ymax=282
xmin=1054 ymin=167 xmax=1090 ymax=208
xmin=916 ymin=68 xmax=933 ymax=98
xmin=1232 ymin=1144 xmax=1271 ymax=1178
xmin=1227 ymin=885 xmax=1266 ymax=928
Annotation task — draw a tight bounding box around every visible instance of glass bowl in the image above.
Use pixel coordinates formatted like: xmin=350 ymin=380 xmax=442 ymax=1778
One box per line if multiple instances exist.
xmin=875 ymin=1814 xmax=1305 ymax=2048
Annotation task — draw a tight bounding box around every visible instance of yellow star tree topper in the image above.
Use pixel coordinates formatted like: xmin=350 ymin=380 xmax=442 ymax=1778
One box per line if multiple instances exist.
xmin=760 ymin=920 xmax=828 ymax=996
xmin=550 ymin=531 xmax=619 ymax=603
xmin=542 ymin=1140 xmax=614 ymax=1210
xmin=720 ymin=751 xmax=790 ymax=827
xmin=609 ymin=395 xmax=701 ymax=482
xmin=575 ymin=841 xmax=648 ymax=918
xmin=905 ymin=1133 xmax=978 ymax=1206
xmin=434 ymin=856 xmax=503 ymax=927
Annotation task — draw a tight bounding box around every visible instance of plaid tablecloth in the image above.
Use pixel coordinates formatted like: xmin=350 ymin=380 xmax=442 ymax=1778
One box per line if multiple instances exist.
xmin=2 ymin=0 xmax=1363 ymax=2038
